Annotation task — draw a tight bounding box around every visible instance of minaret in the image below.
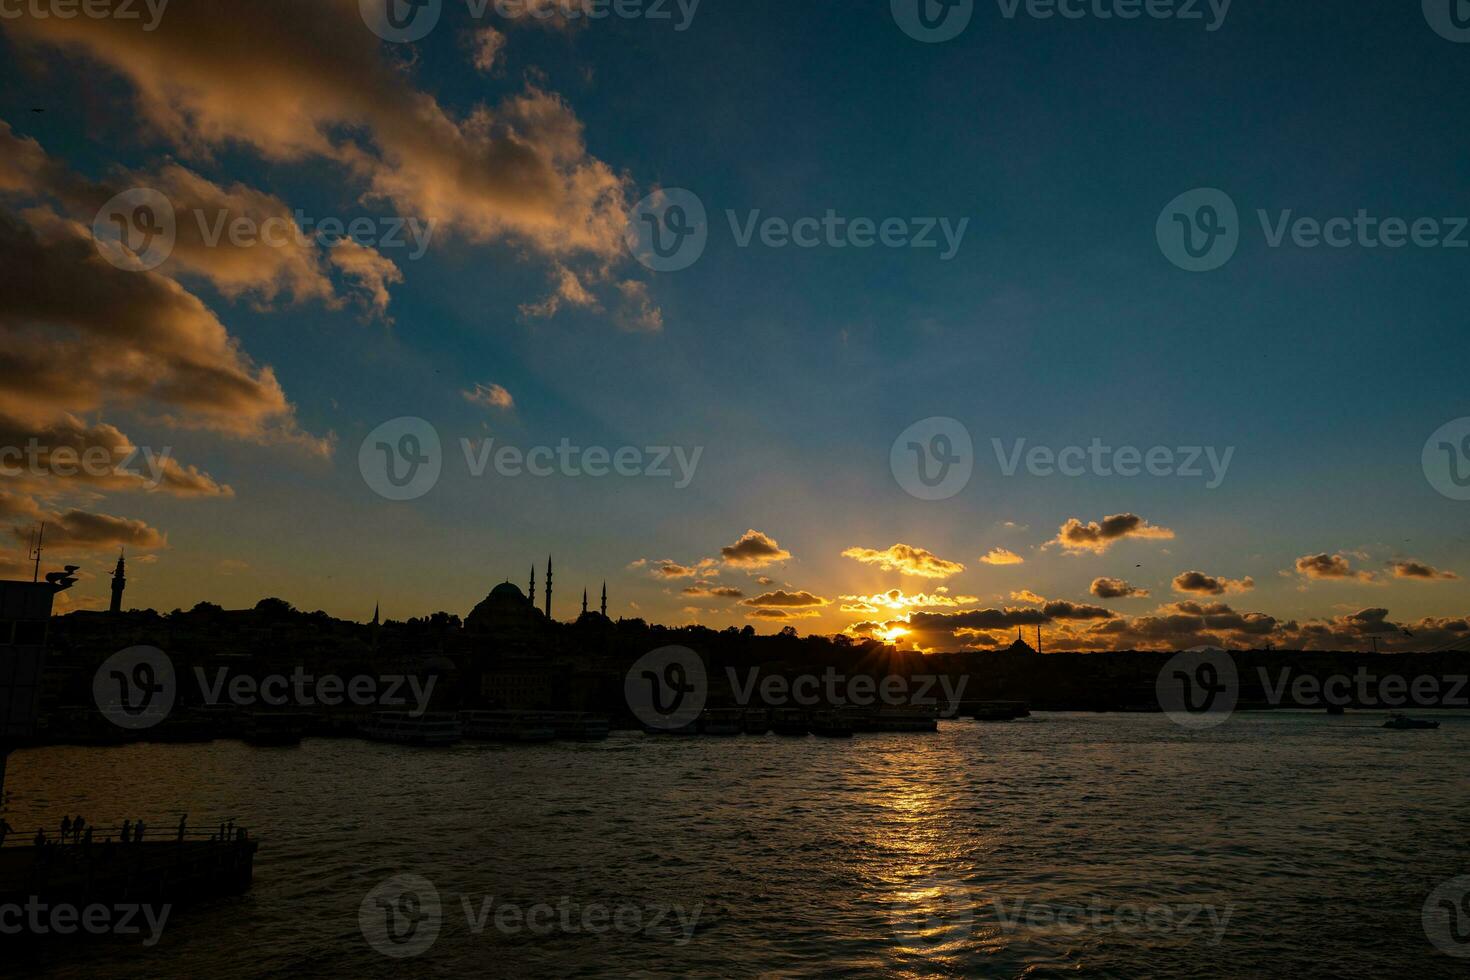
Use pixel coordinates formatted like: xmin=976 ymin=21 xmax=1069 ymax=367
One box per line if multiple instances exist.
xmin=600 ymin=581 xmax=607 ymax=618
xmin=109 ymin=549 xmax=126 ymax=614
xmin=544 ymin=554 xmax=553 ymax=619
xmin=582 ymin=588 xmax=588 ymax=616
xmin=528 ymin=564 xmax=536 ymax=608
xmin=371 ymin=602 xmax=380 ymax=650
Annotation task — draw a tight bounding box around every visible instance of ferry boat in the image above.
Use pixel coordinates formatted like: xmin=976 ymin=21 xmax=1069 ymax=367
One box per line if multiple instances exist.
xmin=362 ymin=711 xmax=462 ymax=746
xmin=241 ymin=711 xmax=311 ymax=746
xmin=1382 ymin=713 xmax=1439 ymax=730
xmin=460 ymin=710 xmax=556 ymax=743
xmin=698 ymin=708 xmax=744 ymax=736
xmin=771 ymin=708 xmax=809 ymax=737
xmin=809 ymin=710 xmax=853 ymax=738
xmin=868 ymin=705 xmax=940 ymax=732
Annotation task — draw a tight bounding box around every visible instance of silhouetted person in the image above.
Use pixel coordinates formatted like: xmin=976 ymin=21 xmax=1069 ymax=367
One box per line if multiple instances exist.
xmin=82 ymin=827 xmax=93 ymax=848
xmin=34 ymin=828 xmax=46 ymax=847
xmin=177 ymin=814 xmax=188 ymax=842
xmin=60 ymin=815 xmax=72 ymax=843
xmin=121 ymin=819 xmax=132 ymax=843
xmin=0 ymin=817 xmax=13 ymax=846
xmin=74 ymin=815 xmax=86 ymax=842
xmin=134 ymin=820 xmax=146 ymax=843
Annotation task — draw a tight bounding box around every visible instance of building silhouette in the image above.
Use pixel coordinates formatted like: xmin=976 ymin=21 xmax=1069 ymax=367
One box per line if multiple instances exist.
xmin=109 ymin=550 xmax=126 ymax=614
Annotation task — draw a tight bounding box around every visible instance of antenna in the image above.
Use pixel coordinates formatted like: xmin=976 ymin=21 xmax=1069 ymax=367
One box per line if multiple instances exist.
xmin=28 ymin=522 xmax=44 ymax=583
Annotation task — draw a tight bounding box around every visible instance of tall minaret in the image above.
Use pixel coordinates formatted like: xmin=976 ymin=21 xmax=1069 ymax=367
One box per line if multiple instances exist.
xmin=528 ymin=564 xmax=536 ymax=608
xmin=582 ymin=588 xmax=588 ymax=615
xmin=109 ymin=550 xmax=126 ymax=614
xmin=544 ymin=554 xmax=553 ymax=619
xmin=600 ymin=581 xmax=607 ymax=618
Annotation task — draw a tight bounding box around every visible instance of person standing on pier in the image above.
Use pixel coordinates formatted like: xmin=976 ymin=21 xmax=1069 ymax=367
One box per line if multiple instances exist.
xmin=121 ymin=819 xmax=132 ymax=843
xmin=0 ymin=817 xmax=13 ymax=846
xmin=177 ymin=814 xmax=188 ymax=842
xmin=73 ymin=815 xmax=86 ymax=843
xmin=60 ymin=814 xmax=72 ymax=843
xmin=134 ymin=819 xmax=146 ymax=843
xmin=33 ymin=828 xmax=45 ymax=847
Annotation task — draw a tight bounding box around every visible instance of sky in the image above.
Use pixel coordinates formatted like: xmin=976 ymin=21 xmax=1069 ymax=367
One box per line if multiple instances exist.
xmin=0 ymin=0 xmax=1467 ymax=652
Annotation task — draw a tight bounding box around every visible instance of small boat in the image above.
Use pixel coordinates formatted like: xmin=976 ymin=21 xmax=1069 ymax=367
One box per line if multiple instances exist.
xmin=362 ymin=711 xmax=462 ymax=746
xmin=1383 ymin=713 xmax=1439 ymax=730
xmin=698 ymin=708 xmax=744 ymax=736
xmin=809 ymin=710 xmax=853 ymax=738
xmin=241 ymin=711 xmax=311 ymax=746
xmin=867 ymin=706 xmax=939 ymax=732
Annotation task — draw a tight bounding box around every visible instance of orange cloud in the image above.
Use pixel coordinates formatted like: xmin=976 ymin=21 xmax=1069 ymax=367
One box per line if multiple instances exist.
xmin=1054 ymin=513 xmax=1174 ymax=554
xmin=841 ymin=543 xmax=965 ymax=579
xmin=721 ymin=530 xmax=791 ymax=568
xmin=979 ymin=547 xmax=1024 ymax=566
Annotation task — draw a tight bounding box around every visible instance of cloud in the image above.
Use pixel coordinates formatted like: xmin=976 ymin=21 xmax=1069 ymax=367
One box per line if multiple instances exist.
xmin=614 ymin=279 xmax=663 ymax=333
xmin=1294 ymin=553 xmax=1376 ymax=582
xmin=1171 ymin=570 xmax=1255 ymax=596
xmin=838 ymin=588 xmax=979 ymax=613
xmin=979 ymin=547 xmax=1024 ymax=566
xmin=721 ymin=530 xmax=791 ymax=568
xmin=648 ymin=560 xmax=696 ymax=579
xmin=0 ymin=489 xmax=166 ymax=552
xmin=742 ymin=590 xmax=829 ymax=608
xmin=682 ymin=583 xmax=744 ymax=599
xmin=745 ymin=607 xmax=820 ymax=621
xmin=1388 ymin=560 xmax=1458 ymax=581
xmin=7 ymin=2 xmax=632 ymax=262
xmin=0 ymin=412 xmax=231 ymax=497
xmin=755 ymin=575 xmax=774 ymax=586
xmin=462 ymin=382 xmax=515 ymax=411
xmin=1010 ymin=589 xmax=1046 ymax=605
xmin=471 ymin=26 xmax=507 ymax=72
xmin=841 ymin=543 xmax=965 ymax=579
xmin=1090 ymin=577 xmax=1149 ymax=599
xmin=1053 ymin=513 xmax=1174 ymax=554
xmin=1041 ymin=600 xmax=1116 ymax=621
xmin=519 ymin=263 xmax=598 ymax=319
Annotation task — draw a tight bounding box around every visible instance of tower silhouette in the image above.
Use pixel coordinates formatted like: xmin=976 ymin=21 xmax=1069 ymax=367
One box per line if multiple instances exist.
xmin=528 ymin=564 xmax=536 ymax=608
xmin=582 ymin=588 xmax=588 ymax=616
xmin=109 ymin=550 xmax=126 ymax=614
xmin=544 ymin=555 xmax=553 ymax=619
xmin=601 ymin=581 xmax=607 ymax=618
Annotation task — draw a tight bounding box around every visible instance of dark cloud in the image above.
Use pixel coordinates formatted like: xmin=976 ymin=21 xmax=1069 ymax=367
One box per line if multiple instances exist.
xmin=1172 ymin=570 xmax=1254 ymax=595
xmin=1054 ymin=513 xmax=1174 ymax=554
xmin=1090 ymin=577 xmax=1149 ymax=599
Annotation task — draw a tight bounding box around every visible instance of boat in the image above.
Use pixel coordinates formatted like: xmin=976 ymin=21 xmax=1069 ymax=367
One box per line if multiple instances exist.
xmin=809 ymin=710 xmax=853 ymax=738
xmin=969 ymin=701 xmax=1031 ymax=722
xmin=866 ymin=705 xmax=939 ymax=733
xmin=698 ymin=708 xmax=744 ymax=736
xmin=460 ymin=710 xmax=555 ymax=742
xmin=241 ymin=711 xmax=311 ymax=746
xmin=771 ymin=708 xmax=809 ymax=737
xmin=742 ymin=709 xmax=769 ymax=735
xmin=362 ymin=711 xmax=462 ymax=746
xmin=1382 ymin=713 xmax=1439 ymax=730
xmin=1325 ymin=704 xmax=1346 ymax=716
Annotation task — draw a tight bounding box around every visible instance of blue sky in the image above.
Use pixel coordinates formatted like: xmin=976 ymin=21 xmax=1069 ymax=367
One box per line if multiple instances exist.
xmin=1 ymin=0 xmax=1466 ymax=650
